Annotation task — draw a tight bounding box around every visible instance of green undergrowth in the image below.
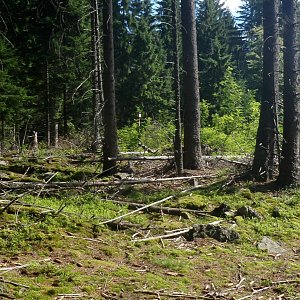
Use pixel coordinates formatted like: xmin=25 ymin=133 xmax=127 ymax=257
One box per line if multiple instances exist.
xmin=0 ymin=181 xmax=299 ymax=299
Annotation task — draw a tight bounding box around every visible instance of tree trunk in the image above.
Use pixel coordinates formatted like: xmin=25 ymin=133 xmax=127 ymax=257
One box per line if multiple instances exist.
xmin=277 ymin=0 xmax=300 ymax=187
xmin=90 ymin=0 xmax=103 ymax=153
xmin=0 ymin=119 xmax=4 ymax=155
xmin=181 ymin=0 xmax=202 ymax=169
xmin=172 ymin=0 xmax=183 ymax=176
xmin=102 ymin=0 xmax=118 ymax=174
xmin=46 ymin=60 xmax=51 ymax=148
xmin=252 ymin=0 xmax=280 ymax=180
xmin=63 ymin=85 xmax=68 ymax=137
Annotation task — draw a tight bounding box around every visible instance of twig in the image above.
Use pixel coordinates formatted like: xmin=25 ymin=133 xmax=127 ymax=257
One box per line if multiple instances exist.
xmin=57 ymin=294 xmax=83 ymax=298
xmin=133 ymin=228 xmax=191 ymax=242
xmin=62 ymin=234 xmax=106 ymax=244
xmin=99 ymin=184 xmax=206 ymax=225
xmin=104 ymin=199 xmax=211 ymax=218
xmin=0 ymin=293 xmax=14 ymax=299
xmin=0 ymin=258 xmax=51 ymax=275
xmin=0 ymin=277 xmax=30 ymax=288
xmin=37 ymin=171 xmax=58 ymax=197
xmin=133 ymin=220 xmax=223 ymax=243
xmin=237 ymin=286 xmax=271 ymax=300
xmin=134 ymin=289 xmax=198 ymax=299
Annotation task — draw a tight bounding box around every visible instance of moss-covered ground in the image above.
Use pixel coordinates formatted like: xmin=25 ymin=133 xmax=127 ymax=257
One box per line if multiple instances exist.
xmin=0 ymin=154 xmax=299 ymax=299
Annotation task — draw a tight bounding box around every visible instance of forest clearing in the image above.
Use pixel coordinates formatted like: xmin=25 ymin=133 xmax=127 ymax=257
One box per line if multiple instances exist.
xmin=1 ymin=0 xmax=300 ymax=299
xmin=0 ymin=150 xmax=299 ymax=299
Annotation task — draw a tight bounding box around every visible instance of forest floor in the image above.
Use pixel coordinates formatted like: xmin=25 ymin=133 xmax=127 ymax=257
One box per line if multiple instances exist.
xmin=0 ymin=151 xmax=299 ymax=300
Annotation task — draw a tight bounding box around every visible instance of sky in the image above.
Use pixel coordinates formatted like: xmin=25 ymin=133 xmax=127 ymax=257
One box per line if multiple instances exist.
xmin=224 ymin=0 xmax=243 ymax=14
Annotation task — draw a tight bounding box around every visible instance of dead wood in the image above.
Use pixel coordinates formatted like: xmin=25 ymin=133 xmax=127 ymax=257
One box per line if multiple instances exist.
xmin=105 ymin=199 xmax=211 ymax=218
xmin=134 ymin=289 xmax=198 ymax=299
xmin=0 ymin=277 xmax=30 ymax=288
xmin=0 ymin=293 xmax=14 ymax=299
xmin=99 ymin=184 xmax=206 ymax=225
xmin=108 ymin=155 xmax=174 ymax=161
xmin=105 ymin=220 xmax=141 ymax=231
xmin=0 ymin=174 xmax=216 ymax=191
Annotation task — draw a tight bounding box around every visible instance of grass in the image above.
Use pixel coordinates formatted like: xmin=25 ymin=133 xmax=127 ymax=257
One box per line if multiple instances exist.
xmin=0 ymin=157 xmax=299 ymax=299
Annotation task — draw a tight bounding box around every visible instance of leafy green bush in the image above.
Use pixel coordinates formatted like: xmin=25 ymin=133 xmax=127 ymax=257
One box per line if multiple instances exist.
xmin=118 ymin=118 xmax=175 ymax=153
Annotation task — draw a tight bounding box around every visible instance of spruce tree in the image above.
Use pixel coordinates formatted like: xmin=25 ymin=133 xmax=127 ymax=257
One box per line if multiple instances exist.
xmin=114 ymin=0 xmax=172 ymax=125
xmin=277 ymin=0 xmax=300 ymax=186
xmin=197 ymin=0 xmax=240 ymax=113
xmin=252 ymin=0 xmax=280 ymax=180
xmin=181 ymin=0 xmax=202 ymax=169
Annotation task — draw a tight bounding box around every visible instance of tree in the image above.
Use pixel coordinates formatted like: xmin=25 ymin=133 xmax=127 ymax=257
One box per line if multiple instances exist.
xmin=172 ymin=0 xmax=183 ymax=175
xmin=114 ymin=0 xmax=172 ymax=125
xmin=181 ymin=0 xmax=202 ymax=169
xmin=102 ymin=0 xmax=119 ymax=173
xmin=90 ymin=0 xmax=103 ymax=152
xmin=277 ymin=0 xmax=300 ymax=186
xmin=196 ymin=0 xmax=237 ymax=111
xmin=238 ymin=0 xmax=264 ymax=98
xmin=251 ymin=0 xmax=280 ymax=180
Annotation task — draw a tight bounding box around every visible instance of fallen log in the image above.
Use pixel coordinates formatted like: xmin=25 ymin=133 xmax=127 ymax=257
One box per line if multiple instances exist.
xmin=0 ymin=174 xmax=216 ymax=190
xmin=105 ymin=199 xmax=211 ymax=218
xmin=108 ymin=155 xmax=174 ymax=161
xmin=99 ymin=184 xmax=208 ymax=225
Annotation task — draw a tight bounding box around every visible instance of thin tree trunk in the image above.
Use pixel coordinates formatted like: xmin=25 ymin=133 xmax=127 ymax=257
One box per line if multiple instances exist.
xmin=0 ymin=119 xmax=4 ymax=155
xmin=90 ymin=0 xmax=103 ymax=152
xmin=172 ymin=0 xmax=183 ymax=176
xmin=277 ymin=0 xmax=300 ymax=187
xmin=46 ymin=60 xmax=51 ymax=148
xmin=181 ymin=0 xmax=202 ymax=170
xmin=252 ymin=0 xmax=280 ymax=180
xmin=63 ymin=85 xmax=68 ymax=137
xmin=102 ymin=0 xmax=118 ymax=174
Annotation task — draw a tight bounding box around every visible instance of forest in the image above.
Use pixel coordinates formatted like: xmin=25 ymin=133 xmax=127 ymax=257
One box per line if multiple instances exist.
xmin=0 ymin=0 xmax=299 ymax=299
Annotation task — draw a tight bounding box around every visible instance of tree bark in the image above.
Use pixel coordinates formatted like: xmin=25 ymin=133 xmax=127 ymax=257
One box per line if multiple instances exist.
xmin=102 ymin=0 xmax=118 ymax=174
xmin=252 ymin=0 xmax=280 ymax=180
xmin=181 ymin=0 xmax=202 ymax=169
xmin=277 ymin=0 xmax=300 ymax=187
xmin=172 ymin=0 xmax=183 ymax=176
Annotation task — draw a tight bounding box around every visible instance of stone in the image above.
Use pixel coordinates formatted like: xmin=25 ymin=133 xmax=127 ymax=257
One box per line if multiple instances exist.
xmin=272 ymin=207 xmax=281 ymax=218
xmin=184 ymin=224 xmax=240 ymax=243
xmin=211 ymin=203 xmax=231 ymax=218
xmin=236 ymin=206 xmax=262 ymax=219
xmin=258 ymin=236 xmax=287 ymax=254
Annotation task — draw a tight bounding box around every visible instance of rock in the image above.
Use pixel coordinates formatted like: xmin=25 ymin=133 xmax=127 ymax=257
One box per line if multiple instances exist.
xmin=184 ymin=224 xmax=240 ymax=243
xmin=258 ymin=236 xmax=287 ymax=254
xmin=272 ymin=207 xmax=281 ymax=218
xmin=211 ymin=203 xmax=231 ymax=218
xmin=236 ymin=206 xmax=262 ymax=219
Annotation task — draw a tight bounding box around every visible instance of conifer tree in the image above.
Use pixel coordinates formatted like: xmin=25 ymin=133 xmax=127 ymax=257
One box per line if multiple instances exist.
xmin=102 ymin=0 xmax=119 ymax=173
xmin=277 ymin=0 xmax=300 ymax=186
xmin=197 ymin=0 xmax=240 ymax=113
xmin=181 ymin=0 xmax=202 ymax=169
xmin=252 ymin=0 xmax=280 ymax=180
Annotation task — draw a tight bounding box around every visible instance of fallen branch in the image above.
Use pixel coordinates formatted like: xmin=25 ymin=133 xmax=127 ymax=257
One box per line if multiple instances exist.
xmin=99 ymin=184 xmax=206 ymax=225
xmin=134 ymin=289 xmax=198 ymax=299
xmin=133 ymin=228 xmax=191 ymax=242
xmin=105 ymin=199 xmax=211 ymax=218
xmin=108 ymin=155 xmax=174 ymax=161
xmin=0 ymin=258 xmax=51 ymax=275
xmin=133 ymin=220 xmax=223 ymax=243
xmin=0 ymin=293 xmax=14 ymax=299
xmin=0 ymin=174 xmax=216 ymax=190
xmin=237 ymin=286 xmax=271 ymax=300
xmin=0 ymin=277 xmax=30 ymax=288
